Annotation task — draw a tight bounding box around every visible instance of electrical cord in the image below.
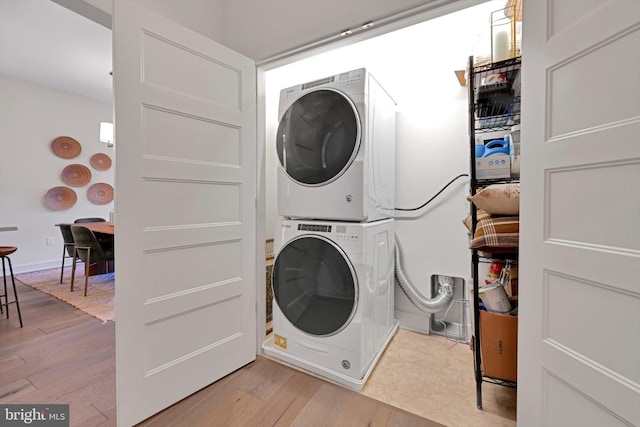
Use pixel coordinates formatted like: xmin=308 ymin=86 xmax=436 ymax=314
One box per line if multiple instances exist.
xmin=394 ymin=173 xmax=469 ymax=211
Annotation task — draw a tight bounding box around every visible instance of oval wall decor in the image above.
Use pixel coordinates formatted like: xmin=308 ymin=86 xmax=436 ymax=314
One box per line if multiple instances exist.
xmin=51 ymin=136 xmax=81 ymax=159
xmin=45 ymin=186 xmax=77 ymax=210
xmin=90 ymin=153 xmax=112 ymax=171
xmin=62 ymin=164 xmax=92 ymax=187
xmin=87 ymin=183 xmax=114 ymax=205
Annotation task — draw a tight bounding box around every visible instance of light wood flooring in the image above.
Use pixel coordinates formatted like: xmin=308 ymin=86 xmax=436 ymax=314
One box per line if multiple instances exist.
xmin=0 ymin=280 xmax=116 ymax=426
xmin=1 ymin=281 xmax=437 ymax=426
xmin=1 ymin=280 xmax=516 ymax=426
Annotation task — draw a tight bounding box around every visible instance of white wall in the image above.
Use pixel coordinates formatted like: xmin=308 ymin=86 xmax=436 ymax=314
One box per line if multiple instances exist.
xmin=265 ymin=1 xmax=503 ymax=332
xmin=0 ymin=74 xmax=113 ymax=273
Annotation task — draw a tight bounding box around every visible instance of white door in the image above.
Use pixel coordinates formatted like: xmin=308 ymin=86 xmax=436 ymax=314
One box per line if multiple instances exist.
xmin=112 ymin=1 xmax=257 ymax=425
xmin=518 ymin=1 xmax=640 ymax=426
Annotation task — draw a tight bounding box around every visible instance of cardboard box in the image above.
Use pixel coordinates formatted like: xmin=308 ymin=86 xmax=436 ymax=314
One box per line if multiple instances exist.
xmin=480 ymin=310 xmax=518 ymax=382
xmin=476 ymin=155 xmax=511 ymax=179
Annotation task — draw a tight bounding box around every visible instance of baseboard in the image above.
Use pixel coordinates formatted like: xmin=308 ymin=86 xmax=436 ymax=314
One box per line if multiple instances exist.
xmin=12 ymin=260 xmax=60 ymax=275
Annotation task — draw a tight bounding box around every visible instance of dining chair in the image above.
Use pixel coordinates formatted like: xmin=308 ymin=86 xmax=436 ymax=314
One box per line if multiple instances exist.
xmin=74 ymin=217 xmax=106 ymax=223
xmin=58 ymin=224 xmax=82 ymax=284
xmin=0 ymin=246 xmax=23 ymax=327
xmin=70 ymin=225 xmax=115 ymax=296
xmin=74 ymin=217 xmax=111 ymax=246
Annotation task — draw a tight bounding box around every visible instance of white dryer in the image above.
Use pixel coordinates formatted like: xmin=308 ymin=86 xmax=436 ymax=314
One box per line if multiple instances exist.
xmin=276 ymin=68 xmax=396 ymax=222
xmin=263 ymin=218 xmax=398 ymax=390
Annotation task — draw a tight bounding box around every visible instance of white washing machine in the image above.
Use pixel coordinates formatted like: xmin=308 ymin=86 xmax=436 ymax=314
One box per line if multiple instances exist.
xmin=276 ymin=68 xmax=396 ymax=222
xmin=262 ymin=218 xmax=399 ymax=390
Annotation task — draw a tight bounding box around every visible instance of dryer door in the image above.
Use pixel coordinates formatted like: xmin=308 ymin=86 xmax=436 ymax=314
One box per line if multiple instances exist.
xmin=276 ymin=89 xmax=360 ymax=186
xmin=272 ymin=235 xmax=358 ymax=336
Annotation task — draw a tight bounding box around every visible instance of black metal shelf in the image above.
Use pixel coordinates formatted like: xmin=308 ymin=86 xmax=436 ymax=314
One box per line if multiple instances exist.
xmin=474 ymin=177 xmax=520 ymax=186
xmin=473 ymin=56 xmax=521 ymax=73
xmin=483 ymin=376 xmax=517 ymax=388
xmin=468 ymin=55 xmax=521 ymax=410
xmin=476 ymin=253 xmax=518 ymax=262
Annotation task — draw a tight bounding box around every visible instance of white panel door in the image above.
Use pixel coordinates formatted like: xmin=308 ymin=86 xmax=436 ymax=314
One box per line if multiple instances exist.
xmin=112 ymin=1 xmax=256 ymax=425
xmin=518 ymin=1 xmax=640 ymax=426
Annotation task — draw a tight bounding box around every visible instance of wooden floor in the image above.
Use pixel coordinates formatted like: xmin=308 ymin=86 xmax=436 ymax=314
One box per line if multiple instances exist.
xmin=0 ymin=281 xmax=116 ymax=426
xmin=1 ymin=281 xmax=440 ymax=426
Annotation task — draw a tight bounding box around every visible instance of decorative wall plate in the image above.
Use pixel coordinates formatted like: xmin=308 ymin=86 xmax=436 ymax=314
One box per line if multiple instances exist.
xmin=62 ymin=164 xmax=92 ymax=187
xmin=45 ymin=186 xmax=77 ymax=210
xmin=90 ymin=153 xmax=112 ymax=171
xmin=87 ymin=183 xmax=114 ymax=205
xmin=51 ymin=136 xmax=81 ymax=159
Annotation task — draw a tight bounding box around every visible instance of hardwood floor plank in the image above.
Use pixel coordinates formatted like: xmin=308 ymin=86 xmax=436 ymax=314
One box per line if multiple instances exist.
xmin=387 ymin=410 xmax=447 ymax=427
xmin=142 ymin=388 xmax=265 ymax=427
xmin=0 ymin=353 xmax=25 ymax=373
xmin=39 ymin=312 xmax=95 ymax=334
xmin=336 ymin=395 xmax=393 ymax=426
xmin=0 ymin=322 xmax=114 ymax=386
xmin=236 ymin=356 xmax=296 ymax=401
xmin=289 ymin=382 xmax=356 ymax=427
xmin=4 ymin=355 xmax=115 ymax=407
xmin=70 ymin=402 xmax=109 ymax=427
xmin=91 ymin=394 xmax=117 ymax=421
xmin=1 ymin=309 xmax=107 ymax=357
xmin=27 ymin=342 xmax=114 ymax=389
xmin=0 ymin=325 xmax=48 ymax=354
xmin=97 ymin=418 xmax=117 ymax=427
xmin=247 ymin=369 xmax=323 ymax=427
xmin=0 ymin=378 xmax=36 ymax=401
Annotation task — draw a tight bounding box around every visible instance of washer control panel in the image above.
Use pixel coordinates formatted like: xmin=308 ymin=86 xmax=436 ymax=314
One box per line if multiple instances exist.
xmin=297 ymin=223 xmax=331 ymax=233
xmin=297 ymin=223 xmax=361 ymax=241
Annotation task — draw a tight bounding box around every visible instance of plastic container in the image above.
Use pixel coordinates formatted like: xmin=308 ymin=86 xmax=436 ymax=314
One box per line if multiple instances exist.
xmin=483 ymin=139 xmax=510 ymax=157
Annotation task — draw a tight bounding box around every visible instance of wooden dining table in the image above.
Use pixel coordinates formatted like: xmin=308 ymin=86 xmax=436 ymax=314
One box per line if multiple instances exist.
xmin=79 ymin=221 xmax=115 ymax=236
xmin=59 ymin=222 xmax=115 ymax=276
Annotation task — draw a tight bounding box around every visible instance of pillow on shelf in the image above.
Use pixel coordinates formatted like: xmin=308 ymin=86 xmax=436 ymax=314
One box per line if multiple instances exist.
xmin=463 ymin=209 xmax=492 ymax=231
xmin=465 ymin=210 xmax=519 ymax=251
xmin=468 ymin=183 xmax=520 ymax=215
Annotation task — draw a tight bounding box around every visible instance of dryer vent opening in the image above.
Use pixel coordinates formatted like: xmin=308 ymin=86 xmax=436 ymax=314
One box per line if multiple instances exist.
xmin=429 ymin=275 xmax=468 ymax=343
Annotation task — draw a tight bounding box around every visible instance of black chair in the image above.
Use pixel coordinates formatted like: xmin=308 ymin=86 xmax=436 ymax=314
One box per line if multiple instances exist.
xmin=74 ymin=218 xmax=110 ymax=246
xmin=74 ymin=217 xmax=106 ymax=223
xmin=70 ymin=226 xmax=115 ymax=296
xmin=0 ymin=246 xmax=23 ymax=328
xmin=58 ymin=224 xmax=82 ymax=284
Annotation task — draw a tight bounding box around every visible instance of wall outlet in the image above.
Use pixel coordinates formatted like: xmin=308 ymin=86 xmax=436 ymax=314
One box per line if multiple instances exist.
xmin=46 ymin=236 xmax=55 ymax=246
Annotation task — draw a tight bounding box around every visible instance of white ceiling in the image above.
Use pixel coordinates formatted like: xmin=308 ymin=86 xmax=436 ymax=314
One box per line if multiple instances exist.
xmin=0 ymin=0 xmax=494 ymax=104
xmin=0 ymin=0 xmax=112 ymax=103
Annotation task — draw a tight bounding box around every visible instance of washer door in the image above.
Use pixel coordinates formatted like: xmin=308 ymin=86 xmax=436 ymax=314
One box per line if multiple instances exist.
xmin=272 ymin=235 xmax=357 ymax=336
xmin=276 ymin=89 xmax=360 ymax=186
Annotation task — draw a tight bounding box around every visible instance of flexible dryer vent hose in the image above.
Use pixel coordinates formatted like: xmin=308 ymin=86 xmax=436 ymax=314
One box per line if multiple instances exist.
xmin=394 ymin=234 xmax=454 ymax=314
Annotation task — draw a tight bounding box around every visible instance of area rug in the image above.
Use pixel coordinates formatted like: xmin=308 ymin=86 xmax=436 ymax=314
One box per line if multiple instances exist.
xmin=16 ymin=267 xmax=115 ymax=322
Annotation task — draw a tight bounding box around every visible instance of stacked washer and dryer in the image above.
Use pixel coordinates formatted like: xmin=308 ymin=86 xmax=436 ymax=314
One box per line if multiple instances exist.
xmin=263 ymin=68 xmax=399 ymax=390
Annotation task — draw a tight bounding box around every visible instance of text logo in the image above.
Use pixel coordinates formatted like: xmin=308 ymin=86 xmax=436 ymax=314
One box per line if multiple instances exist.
xmin=1 ymin=405 xmax=69 ymax=426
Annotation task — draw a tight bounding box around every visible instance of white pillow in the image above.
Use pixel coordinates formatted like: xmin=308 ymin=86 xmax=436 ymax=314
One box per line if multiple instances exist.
xmin=468 ymin=183 xmax=520 ymax=215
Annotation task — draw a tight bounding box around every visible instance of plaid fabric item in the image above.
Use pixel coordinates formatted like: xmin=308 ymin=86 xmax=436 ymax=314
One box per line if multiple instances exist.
xmin=467 ymin=211 xmax=519 ymax=251
xmin=463 ymin=210 xmax=492 ymax=231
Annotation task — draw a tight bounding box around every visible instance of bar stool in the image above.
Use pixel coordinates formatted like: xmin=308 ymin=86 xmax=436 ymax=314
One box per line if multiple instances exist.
xmin=0 ymin=246 xmax=23 ymax=328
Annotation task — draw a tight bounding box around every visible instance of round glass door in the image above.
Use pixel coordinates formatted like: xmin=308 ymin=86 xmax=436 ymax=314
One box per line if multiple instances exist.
xmin=276 ymin=89 xmax=360 ymax=186
xmin=272 ymin=235 xmax=357 ymax=336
